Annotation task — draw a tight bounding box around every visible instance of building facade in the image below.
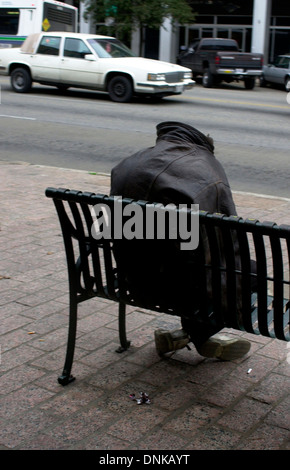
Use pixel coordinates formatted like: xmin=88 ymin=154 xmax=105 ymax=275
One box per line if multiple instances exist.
xmin=129 ymin=0 xmax=290 ymax=64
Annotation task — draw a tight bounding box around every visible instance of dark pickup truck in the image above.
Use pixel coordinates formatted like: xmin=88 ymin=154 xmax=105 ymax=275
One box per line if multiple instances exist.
xmin=177 ymin=38 xmax=263 ymax=89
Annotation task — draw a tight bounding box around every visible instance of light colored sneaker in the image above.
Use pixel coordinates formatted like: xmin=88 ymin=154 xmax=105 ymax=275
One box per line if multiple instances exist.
xmin=196 ymin=334 xmax=251 ymax=361
xmin=154 ymin=328 xmax=190 ymax=356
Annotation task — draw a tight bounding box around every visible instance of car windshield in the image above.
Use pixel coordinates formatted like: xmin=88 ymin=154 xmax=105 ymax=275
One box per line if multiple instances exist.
xmin=87 ymin=38 xmax=136 ymax=58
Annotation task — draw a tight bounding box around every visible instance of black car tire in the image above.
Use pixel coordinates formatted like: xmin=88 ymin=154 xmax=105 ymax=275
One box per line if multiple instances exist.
xmin=202 ymin=69 xmax=213 ymax=88
xmin=244 ymin=77 xmax=256 ymax=89
xmin=11 ymin=67 xmax=32 ymax=93
xmin=108 ymin=75 xmax=133 ymax=102
xmin=260 ymin=74 xmax=267 ymax=87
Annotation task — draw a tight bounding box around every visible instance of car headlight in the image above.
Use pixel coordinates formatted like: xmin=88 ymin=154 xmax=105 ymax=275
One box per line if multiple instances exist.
xmin=147 ymin=73 xmax=166 ymax=81
xmin=183 ymin=72 xmax=192 ymax=79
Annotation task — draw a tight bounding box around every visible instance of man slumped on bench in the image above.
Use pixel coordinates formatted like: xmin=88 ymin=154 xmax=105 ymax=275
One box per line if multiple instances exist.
xmin=110 ymin=121 xmax=255 ymax=360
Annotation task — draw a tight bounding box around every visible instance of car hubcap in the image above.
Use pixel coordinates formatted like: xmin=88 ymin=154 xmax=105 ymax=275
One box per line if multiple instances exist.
xmin=114 ymin=82 xmax=125 ymax=97
xmin=15 ymin=73 xmax=24 ymax=88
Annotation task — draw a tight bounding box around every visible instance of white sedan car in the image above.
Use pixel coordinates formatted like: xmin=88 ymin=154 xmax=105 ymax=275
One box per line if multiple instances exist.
xmin=0 ymin=32 xmax=195 ymax=102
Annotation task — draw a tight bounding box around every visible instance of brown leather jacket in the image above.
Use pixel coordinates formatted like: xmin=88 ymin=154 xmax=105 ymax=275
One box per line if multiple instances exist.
xmin=110 ymin=121 xmax=237 ymax=216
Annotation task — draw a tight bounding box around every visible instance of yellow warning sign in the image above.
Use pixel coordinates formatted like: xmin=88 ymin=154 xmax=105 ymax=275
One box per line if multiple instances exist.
xmin=42 ymin=18 xmax=51 ymax=31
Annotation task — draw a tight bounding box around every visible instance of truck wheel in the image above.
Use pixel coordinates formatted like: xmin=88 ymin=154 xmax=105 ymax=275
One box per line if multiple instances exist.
xmin=244 ymin=77 xmax=255 ymax=90
xmin=108 ymin=75 xmax=133 ymax=102
xmin=202 ymin=69 xmax=213 ymax=88
xmin=260 ymin=74 xmax=267 ymax=87
xmin=11 ymin=67 xmax=32 ymax=93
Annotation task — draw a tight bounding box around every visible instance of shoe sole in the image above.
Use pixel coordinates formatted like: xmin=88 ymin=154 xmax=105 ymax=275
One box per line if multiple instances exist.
xmin=154 ymin=329 xmax=189 ymax=356
xmin=154 ymin=330 xmax=172 ymax=356
xmin=198 ymin=338 xmax=251 ymax=361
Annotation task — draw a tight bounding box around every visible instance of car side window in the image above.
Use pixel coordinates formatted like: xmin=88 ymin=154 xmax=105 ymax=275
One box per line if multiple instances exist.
xmin=64 ymin=38 xmax=91 ymax=59
xmin=279 ymin=58 xmax=290 ymax=69
xmin=274 ymin=56 xmax=290 ymax=68
xmin=37 ymin=36 xmax=61 ymax=55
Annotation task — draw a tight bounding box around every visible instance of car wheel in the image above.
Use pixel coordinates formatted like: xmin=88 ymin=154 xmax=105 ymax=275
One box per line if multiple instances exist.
xmin=285 ymin=76 xmax=290 ymax=91
xmin=108 ymin=76 xmax=133 ymax=102
xmin=260 ymin=74 xmax=267 ymax=87
xmin=202 ymin=69 xmax=213 ymax=88
xmin=244 ymin=77 xmax=255 ymax=89
xmin=11 ymin=67 xmax=32 ymax=93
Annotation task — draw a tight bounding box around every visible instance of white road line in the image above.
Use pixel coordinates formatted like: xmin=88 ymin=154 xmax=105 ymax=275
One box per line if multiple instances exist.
xmin=0 ymin=114 xmax=36 ymax=120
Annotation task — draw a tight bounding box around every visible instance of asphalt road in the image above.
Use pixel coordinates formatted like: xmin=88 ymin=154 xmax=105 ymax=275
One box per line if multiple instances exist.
xmin=0 ymin=76 xmax=289 ymax=198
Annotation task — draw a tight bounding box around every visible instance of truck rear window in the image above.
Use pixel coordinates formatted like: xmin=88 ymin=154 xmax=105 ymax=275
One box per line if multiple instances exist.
xmin=200 ymin=44 xmax=238 ymax=51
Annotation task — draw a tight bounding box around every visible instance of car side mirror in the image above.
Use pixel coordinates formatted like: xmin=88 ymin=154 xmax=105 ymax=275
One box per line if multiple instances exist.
xmin=85 ymin=54 xmax=96 ymax=61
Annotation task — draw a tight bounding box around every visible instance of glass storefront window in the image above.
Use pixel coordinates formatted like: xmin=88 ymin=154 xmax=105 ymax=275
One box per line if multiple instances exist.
xmin=217 ymin=16 xmax=252 ymax=25
xmin=183 ymin=26 xmax=252 ymax=52
xmin=269 ymin=28 xmax=290 ymax=61
xmin=178 ymin=10 xmax=290 ymax=58
xmin=216 ymin=29 xmax=229 ymax=39
xmin=272 ymin=16 xmax=290 ymax=27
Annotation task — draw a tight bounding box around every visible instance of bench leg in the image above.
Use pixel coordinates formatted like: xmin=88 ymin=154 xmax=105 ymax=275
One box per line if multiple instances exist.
xmin=116 ymin=301 xmax=131 ymax=353
xmin=58 ymin=299 xmax=77 ymax=386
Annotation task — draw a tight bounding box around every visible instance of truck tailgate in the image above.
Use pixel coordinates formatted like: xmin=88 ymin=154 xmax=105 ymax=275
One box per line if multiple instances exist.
xmin=217 ymin=52 xmax=263 ymax=69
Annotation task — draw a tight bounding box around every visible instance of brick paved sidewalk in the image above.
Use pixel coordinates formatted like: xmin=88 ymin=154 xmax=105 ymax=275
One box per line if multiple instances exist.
xmin=0 ymin=161 xmax=289 ymax=450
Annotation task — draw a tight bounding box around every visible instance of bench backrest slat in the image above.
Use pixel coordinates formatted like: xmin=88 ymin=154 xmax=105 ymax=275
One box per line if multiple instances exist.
xmin=236 ymin=228 xmax=254 ymax=334
xmin=80 ymin=201 xmax=106 ymax=296
xmin=253 ymin=231 xmax=269 ymax=337
xmin=270 ymin=234 xmax=286 ymax=339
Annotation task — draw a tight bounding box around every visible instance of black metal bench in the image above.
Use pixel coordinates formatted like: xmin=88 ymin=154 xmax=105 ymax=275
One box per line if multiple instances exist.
xmin=45 ymin=187 xmax=290 ymax=385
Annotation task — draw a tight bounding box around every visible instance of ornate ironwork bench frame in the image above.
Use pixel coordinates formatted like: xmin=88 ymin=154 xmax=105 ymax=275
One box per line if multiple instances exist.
xmin=45 ymin=188 xmax=290 ymax=386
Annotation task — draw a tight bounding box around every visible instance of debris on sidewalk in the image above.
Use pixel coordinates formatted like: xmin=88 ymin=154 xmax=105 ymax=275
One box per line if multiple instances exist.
xmin=129 ymin=392 xmax=151 ymax=405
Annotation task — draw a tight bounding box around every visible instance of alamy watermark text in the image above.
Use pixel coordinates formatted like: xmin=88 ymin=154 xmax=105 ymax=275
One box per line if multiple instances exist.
xmin=90 ymin=197 xmax=199 ymax=250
